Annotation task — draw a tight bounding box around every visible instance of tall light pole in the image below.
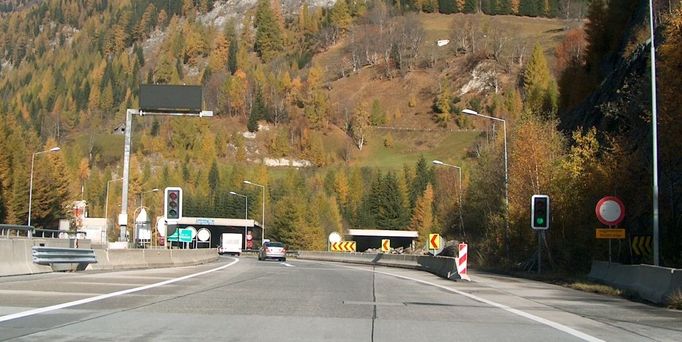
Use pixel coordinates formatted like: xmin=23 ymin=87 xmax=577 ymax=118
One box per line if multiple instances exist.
xmin=105 ymin=177 xmax=123 ymax=243
xmin=463 ymin=108 xmax=509 ymax=259
xmin=648 ymin=0 xmax=660 ymax=266
xmin=230 ymin=191 xmax=248 ymax=250
xmin=433 ymin=160 xmax=465 ymax=238
xmin=243 ymin=180 xmax=265 ymax=245
xmin=136 ymin=188 xmax=159 ymax=208
xmin=28 ymin=147 xmax=61 ymax=229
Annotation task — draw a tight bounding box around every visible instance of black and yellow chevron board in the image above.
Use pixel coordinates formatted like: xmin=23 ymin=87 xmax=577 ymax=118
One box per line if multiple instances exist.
xmin=632 ymin=235 xmax=653 ymax=256
xmin=331 ymin=241 xmax=357 ymax=252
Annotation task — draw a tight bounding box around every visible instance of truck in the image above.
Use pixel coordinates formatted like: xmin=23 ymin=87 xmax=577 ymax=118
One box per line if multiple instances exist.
xmin=218 ymin=233 xmax=242 ymax=256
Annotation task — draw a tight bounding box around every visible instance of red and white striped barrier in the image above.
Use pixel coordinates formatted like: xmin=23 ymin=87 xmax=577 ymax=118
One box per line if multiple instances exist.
xmin=457 ymin=243 xmax=470 ymax=281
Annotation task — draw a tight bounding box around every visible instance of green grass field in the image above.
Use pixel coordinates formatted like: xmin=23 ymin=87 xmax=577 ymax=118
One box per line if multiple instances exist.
xmin=351 ymin=128 xmax=480 ymax=170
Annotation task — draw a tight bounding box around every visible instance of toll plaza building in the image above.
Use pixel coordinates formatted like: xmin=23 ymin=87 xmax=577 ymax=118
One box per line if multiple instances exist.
xmin=347 ymin=229 xmax=419 ymax=252
xmin=168 ymin=217 xmax=263 ymax=250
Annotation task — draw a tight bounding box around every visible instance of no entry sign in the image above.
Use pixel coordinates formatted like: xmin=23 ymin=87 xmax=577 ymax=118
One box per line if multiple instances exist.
xmin=595 ymin=196 xmax=625 ymax=226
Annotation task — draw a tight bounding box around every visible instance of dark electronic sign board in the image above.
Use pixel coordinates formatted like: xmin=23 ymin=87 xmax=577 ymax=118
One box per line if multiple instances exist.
xmin=140 ymin=84 xmax=202 ymax=113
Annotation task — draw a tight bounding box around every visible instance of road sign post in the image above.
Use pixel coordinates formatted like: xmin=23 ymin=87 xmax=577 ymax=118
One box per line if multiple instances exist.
xmin=595 ymin=196 xmax=626 ymax=263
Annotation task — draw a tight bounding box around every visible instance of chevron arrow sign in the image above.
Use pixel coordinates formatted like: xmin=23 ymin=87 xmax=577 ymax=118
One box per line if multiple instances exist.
xmin=331 ymin=241 xmax=357 ymax=252
xmin=632 ymin=235 xmax=652 ymax=256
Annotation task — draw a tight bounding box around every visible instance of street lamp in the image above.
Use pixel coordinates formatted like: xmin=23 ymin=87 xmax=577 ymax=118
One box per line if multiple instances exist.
xmin=105 ymin=177 xmax=123 ymax=243
xmin=462 ymin=108 xmax=509 ymax=258
xmin=136 ymin=188 xmax=160 ymax=208
xmin=229 ymin=191 xmax=248 ymax=250
xmin=243 ymin=180 xmax=265 ymax=245
xmin=28 ymin=147 xmax=61 ymax=229
xmin=433 ymin=160 xmax=465 ymax=238
xmin=648 ymin=0 xmax=660 ymax=266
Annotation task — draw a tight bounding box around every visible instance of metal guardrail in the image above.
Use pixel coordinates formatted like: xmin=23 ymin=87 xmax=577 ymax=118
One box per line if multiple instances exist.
xmin=32 ymin=246 xmax=97 ymax=266
xmin=0 ymin=224 xmax=88 ymax=239
xmin=0 ymin=224 xmax=32 ymax=238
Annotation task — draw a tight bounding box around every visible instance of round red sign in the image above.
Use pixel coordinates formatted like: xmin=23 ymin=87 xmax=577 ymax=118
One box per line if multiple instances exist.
xmin=595 ymin=196 xmax=625 ymax=226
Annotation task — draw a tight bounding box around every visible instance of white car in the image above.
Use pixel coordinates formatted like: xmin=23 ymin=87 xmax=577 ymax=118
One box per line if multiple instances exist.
xmin=258 ymin=241 xmax=287 ymax=261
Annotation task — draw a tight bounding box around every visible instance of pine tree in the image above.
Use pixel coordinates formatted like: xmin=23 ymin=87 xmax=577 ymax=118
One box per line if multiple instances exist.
xmin=584 ymin=0 xmax=607 ymax=75
xmin=329 ymin=0 xmax=353 ymax=32
xmin=438 ymin=0 xmax=456 ymax=14
xmin=208 ymin=159 xmax=219 ymax=192
xmin=347 ymin=168 xmax=365 ymax=228
xmin=410 ymin=156 xmax=432 ymax=208
xmin=248 ymin=88 xmax=266 ymax=132
xmin=373 ymin=171 xmax=409 ymax=230
xmin=254 ymin=0 xmax=284 ymax=62
xmin=519 ymin=0 xmax=542 ymax=16
xmin=228 ymin=36 xmax=239 ymax=74
xmin=463 ymin=0 xmax=478 ymax=13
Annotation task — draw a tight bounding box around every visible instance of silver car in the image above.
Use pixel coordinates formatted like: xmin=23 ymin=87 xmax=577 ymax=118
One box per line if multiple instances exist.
xmin=258 ymin=241 xmax=287 ymax=261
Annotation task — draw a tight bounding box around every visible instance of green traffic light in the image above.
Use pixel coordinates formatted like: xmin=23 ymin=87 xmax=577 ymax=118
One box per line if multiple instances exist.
xmin=536 ymin=217 xmax=544 ymax=225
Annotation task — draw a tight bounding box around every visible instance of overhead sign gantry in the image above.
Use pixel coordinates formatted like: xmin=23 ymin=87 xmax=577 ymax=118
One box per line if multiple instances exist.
xmin=118 ymin=85 xmax=212 ymax=243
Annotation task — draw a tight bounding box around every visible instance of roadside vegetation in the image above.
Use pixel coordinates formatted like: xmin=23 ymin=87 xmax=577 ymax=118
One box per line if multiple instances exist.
xmin=667 ymin=290 xmax=682 ymax=310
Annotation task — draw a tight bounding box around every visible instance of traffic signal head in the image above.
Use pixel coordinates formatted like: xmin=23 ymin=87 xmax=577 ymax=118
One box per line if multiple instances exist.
xmin=164 ymin=187 xmax=182 ymax=220
xmin=531 ymin=195 xmax=550 ymax=230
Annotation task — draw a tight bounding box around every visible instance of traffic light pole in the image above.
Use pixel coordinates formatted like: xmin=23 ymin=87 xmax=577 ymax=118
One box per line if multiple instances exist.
xmin=538 ymin=230 xmax=542 ymax=274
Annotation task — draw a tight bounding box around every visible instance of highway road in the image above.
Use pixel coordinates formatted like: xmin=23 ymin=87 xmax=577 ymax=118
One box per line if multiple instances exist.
xmin=0 ymin=256 xmax=680 ymax=341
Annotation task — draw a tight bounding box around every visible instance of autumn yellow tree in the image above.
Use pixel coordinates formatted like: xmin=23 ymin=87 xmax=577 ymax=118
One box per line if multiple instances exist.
xmin=409 ymin=183 xmax=435 ymax=242
xmin=350 ymin=101 xmax=371 ymax=150
xmin=208 ymin=34 xmax=229 ymax=72
xmin=508 ymin=115 xmax=564 ymax=259
xmin=523 ymin=43 xmax=558 ymax=116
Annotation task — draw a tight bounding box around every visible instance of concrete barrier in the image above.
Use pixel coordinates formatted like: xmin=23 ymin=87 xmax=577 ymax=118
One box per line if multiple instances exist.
xmin=0 ymin=239 xmax=52 ymax=276
xmin=418 ymin=255 xmax=461 ymax=280
xmin=91 ymin=248 xmax=218 ymax=271
xmin=297 ymin=251 xmax=461 ymax=280
xmin=588 ymin=261 xmax=682 ymax=304
xmin=2 ymin=236 xmax=219 ymax=276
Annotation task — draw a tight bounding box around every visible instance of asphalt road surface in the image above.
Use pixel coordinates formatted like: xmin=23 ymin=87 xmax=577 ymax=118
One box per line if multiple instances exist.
xmin=0 ymin=256 xmax=680 ymax=341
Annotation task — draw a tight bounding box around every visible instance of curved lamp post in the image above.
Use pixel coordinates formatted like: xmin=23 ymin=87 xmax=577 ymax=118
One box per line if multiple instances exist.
xmin=462 ymin=108 xmax=509 ymax=258
xmin=243 ymin=180 xmax=265 ymax=245
xmin=433 ymin=160 xmax=465 ymax=238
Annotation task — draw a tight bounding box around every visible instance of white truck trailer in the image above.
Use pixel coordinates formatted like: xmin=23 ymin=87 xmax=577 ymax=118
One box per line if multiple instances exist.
xmin=218 ymin=233 xmax=242 ymax=256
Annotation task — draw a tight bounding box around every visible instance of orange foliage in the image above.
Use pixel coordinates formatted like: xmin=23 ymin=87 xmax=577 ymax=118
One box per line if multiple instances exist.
xmin=555 ymin=27 xmax=587 ymax=72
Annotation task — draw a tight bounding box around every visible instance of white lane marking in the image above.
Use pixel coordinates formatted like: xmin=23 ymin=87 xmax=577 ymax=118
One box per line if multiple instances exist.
xmin=339 ymin=263 xmax=605 ymax=342
xmin=281 ymin=262 xmax=295 ymax=267
xmin=0 ymin=258 xmax=240 ymax=323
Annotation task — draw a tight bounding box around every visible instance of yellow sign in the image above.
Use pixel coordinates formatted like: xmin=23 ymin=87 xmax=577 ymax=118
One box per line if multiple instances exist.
xmin=596 ymin=228 xmax=625 ymax=239
xmin=381 ymin=239 xmax=390 ymax=252
xmin=428 ymin=233 xmax=440 ymax=250
xmin=331 ymin=241 xmax=357 ymax=252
